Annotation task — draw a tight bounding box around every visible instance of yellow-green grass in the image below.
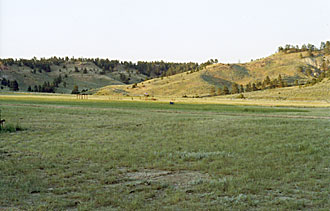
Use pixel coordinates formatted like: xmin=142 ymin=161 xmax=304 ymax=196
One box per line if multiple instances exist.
xmin=1 ymin=92 xmax=330 ymax=108
xmin=97 ymin=51 xmax=328 ymax=98
xmin=96 ymin=68 xmax=216 ymax=97
xmin=0 ymin=95 xmax=329 ymax=210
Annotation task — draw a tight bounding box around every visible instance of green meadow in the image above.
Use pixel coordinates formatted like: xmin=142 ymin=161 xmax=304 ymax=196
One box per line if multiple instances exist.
xmin=0 ymin=96 xmax=329 ymax=210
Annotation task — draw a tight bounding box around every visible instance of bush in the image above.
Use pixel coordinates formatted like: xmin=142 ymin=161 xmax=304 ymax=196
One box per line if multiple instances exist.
xmin=237 ymin=93 xmax=246 ymax=99
xmin=0 ymin=123 xmax=23 ymax=133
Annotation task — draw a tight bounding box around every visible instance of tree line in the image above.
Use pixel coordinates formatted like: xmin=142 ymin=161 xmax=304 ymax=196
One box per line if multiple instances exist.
xmin=278 ymin=41 xmax=330 ymax=55
xmin=0 ymin=57 xmax=207 ymax=79
xmin=210 ymin=74 xmax=294 ymax=96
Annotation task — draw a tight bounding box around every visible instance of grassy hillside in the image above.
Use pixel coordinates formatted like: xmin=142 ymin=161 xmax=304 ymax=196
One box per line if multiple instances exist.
xmin=0 ymin=58 xmax=200 ymax=94
xmin=0 ymin=61 xmax=147 ymax=93
xmin=96 ymin=68 xmax=215 ymax=97
xmin=97 ymin=51 xmax=329 ymax=98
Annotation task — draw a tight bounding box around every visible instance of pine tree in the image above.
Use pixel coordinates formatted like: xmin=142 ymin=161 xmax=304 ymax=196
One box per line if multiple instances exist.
xmin=9 ymin=80 xmax=19 ymax=91
xmin=223 ymin=86 xmax=229 ymax=95
xmin=278 ymin=74 xmax=284 ymax=88
xmin=210 ymin=86 xmax=216 ymax=96
xmin=252 ymin=83 xmax=257 ymax=91
xmin=231 ymin=83 xmax=239 ymax=94
xmin=264 ymin=76 xmax=271 ymax=85
xmin=71 ymin=85 xmax=79 ymax=94
xmin=240 ymin=84 xmax=244 ymax=93
xmin=245 ymin=83 xmax=252 ymax=92
xmin=217 ymin=87 xmax=222 ymax=96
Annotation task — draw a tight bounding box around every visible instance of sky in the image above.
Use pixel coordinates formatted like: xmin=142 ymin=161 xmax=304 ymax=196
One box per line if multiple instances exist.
xmin=0 ymin=0 xmax=329 ymax=63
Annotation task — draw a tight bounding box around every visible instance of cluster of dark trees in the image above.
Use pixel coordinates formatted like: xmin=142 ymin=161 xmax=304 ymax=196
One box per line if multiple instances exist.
xmin=27 ymin=75 xmax=64 ymax=93
xmin=211 ymin=74 xmax=291 ymax=96
xmin=28 ymin=82 xmax=55 ymax=93
xmin=278 ymin=41 xmax=330 ymax=54
xmin=0 ymin=78 xmax=19 ymax=91
xmin=134 ymin=61 xmax=199 ymax=77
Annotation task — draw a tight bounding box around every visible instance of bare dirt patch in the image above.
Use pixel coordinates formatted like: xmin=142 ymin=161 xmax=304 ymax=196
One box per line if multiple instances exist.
xmin=121 ymin=169 xmax=210 ymax=188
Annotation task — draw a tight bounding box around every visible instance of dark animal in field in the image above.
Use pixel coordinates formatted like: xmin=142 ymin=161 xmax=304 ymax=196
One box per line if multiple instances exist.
xmin=170 ymin=102 xmax=174 ymax=105
xmin=0 ymin=119 xmax=5 ymax=128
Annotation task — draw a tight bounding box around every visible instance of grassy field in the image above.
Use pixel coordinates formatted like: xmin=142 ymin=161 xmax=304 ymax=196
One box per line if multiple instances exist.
xmin=0 ymin=94 xmax=329 ymax=210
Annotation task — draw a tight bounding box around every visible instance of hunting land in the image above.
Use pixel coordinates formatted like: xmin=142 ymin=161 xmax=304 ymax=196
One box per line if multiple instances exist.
xmin=0 ymin=94 xmax=329 ymax=210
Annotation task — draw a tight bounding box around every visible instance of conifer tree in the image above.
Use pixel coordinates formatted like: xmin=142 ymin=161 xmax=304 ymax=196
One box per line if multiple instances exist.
xmin=210 ymin=86 xmax=216 ymax=96
xmin=231 ymin=83 xmax=239 ymax=94
xmin=240 ymin=84 xmax=244 ymax=93
xmin=71 ymin=85 xmax=79 ymax=94
xmin=223 ymin=86 xmax=229 ymax=95
xmin=217 ymin=87 xmax=222 ymax=96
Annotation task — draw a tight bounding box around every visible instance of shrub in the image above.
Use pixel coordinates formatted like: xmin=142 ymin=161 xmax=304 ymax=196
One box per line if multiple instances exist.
xmin=237 ymin=93 xmax=246 ymax=99
xmin=0 ymin=123 xmax=23 ymax=133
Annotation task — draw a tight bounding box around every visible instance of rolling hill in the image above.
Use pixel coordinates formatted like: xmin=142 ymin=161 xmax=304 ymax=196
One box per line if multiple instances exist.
xmin=0 ymin=58 xmax=200 ymax=94
xmin=1 ymin=45 xmax=329 ymax=100
xmin=96 ymin=51 xmax=330 ymax=98
xmin=0 ymin=60 xmax=147 ymax=93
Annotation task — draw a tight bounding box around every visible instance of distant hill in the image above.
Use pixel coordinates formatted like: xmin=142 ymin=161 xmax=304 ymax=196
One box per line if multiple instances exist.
xmin=0 ymin=58 xmax=198 ymax=94
xmin=0 ymin=60 xmax=141 ymax=93
xmin=97 ymin=50 xmax=330 ymax=98
xmin=1 ymin=42 xmax=329 ymax=98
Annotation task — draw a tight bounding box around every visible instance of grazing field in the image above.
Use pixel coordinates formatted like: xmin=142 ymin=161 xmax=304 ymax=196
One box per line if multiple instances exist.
xmin=0 ymin=95 xmax=329 ymax=210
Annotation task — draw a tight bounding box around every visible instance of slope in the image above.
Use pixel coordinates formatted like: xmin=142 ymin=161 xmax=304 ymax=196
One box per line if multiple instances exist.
xmin=97 ymin=51 xmax=329 ymax=97
xmin=0 ymin=61 xmax=147 ymax=93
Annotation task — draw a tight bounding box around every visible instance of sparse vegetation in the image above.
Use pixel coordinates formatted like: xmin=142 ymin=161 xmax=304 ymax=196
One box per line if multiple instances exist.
xmin=0 ymin=95 xmax=329 ymax=210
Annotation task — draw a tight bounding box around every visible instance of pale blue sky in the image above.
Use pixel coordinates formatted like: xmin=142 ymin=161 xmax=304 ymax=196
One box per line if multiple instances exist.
xmin=1 ymin=0 xmax=329 ymax=63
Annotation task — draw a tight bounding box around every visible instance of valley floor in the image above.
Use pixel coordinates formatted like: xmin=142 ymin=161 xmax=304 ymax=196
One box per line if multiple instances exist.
xmin=0 ymin=94 xmax=329 ymax=209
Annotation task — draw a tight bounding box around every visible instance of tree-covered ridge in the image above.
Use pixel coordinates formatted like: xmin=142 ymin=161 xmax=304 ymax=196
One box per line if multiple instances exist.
xmin=0 ymin=57 xmax=201 ymax=78
xmin=278 ymin=41 xmax=330 ymax=54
